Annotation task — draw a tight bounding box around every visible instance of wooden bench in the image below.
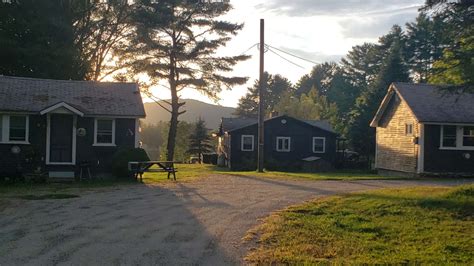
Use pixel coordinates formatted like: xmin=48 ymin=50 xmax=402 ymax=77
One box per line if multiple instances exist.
xmin=128 ymin=161 xmax=178 ymax=182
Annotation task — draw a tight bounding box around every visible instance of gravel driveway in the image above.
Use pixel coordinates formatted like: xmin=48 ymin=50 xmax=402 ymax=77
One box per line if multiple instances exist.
xmin=0 ymin=175 xmax=471 ymax=265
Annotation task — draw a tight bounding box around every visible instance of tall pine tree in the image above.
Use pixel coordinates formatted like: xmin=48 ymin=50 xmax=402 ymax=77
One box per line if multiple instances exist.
xmin=122 ymin=0 xmax=248 ymax=161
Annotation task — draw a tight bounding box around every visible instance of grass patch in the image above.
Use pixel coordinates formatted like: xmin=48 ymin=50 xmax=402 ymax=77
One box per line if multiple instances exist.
xmin=18 ymin=193 xmax=79 ymax=200
xmin=245 ymin=185 xmax=474 ymax=264
xmin=144 ymin=164 xmax=412 ymax=182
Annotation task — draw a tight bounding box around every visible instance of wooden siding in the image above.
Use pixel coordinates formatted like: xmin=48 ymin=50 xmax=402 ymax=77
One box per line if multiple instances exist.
xmin=376 ymin=94 xmax=419 ymax=173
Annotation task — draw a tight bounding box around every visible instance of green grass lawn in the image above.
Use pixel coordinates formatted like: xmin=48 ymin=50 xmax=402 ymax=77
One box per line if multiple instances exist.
xmin=0 ymin=163 xmax=444 ymax=198
xmin=144 ymin=163 xmax=411 ymax=182
xmin=245 ymin=185 xmax=474 ymax=264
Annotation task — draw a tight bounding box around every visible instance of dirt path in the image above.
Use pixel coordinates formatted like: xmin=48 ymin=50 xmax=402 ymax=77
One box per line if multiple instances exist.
xmin=0 ymin=175 xmax=471 ymax=265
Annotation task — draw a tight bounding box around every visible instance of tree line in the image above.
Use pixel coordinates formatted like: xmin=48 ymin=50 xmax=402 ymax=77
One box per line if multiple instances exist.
xmin=235 ymin=1 xmax=473 ymax=156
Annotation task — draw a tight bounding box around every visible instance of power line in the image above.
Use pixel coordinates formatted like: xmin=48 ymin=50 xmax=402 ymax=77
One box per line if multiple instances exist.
xmin=239 ymin=43 xmax=259 ymax=56
xmin=266 ymin=47 xmax=305 ymax=69
xmin=265 ymin=44 xmax=320 ymax=65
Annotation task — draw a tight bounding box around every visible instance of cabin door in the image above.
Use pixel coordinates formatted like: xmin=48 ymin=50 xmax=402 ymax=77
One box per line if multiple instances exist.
xmin=48 ymin=114 xmax=75 ymax=164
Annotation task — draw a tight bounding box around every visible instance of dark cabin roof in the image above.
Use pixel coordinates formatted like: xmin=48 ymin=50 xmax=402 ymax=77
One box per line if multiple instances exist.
xmin=221 ymin=116 xmax=336 ymax=134
xmin=371 ymin=82 xmax=474 ymax=126
xmin=0 ymin=75 xmax=146 ymax=117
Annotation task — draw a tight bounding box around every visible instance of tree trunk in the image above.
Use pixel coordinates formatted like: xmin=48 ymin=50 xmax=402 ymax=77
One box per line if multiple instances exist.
xmin=166 ymin=102 xmax=179 ymax=162
xmin=166 ymin=41 xmax=179 ymax=162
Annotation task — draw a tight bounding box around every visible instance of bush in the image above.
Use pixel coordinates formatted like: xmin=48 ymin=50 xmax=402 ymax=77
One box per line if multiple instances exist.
xmin=111 ymin=147 xmax=149 ymax=178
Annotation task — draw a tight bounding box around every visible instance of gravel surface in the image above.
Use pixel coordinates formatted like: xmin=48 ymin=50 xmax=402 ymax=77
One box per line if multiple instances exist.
xmin=0 ymin=175 xmax=471 ymax=265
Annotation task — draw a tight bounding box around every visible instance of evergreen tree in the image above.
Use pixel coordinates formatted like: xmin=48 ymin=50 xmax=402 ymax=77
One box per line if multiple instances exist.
xmin=122 ymin=0 xmax=248 ymax=161
xmin=405 ymin=13 xmax=447 ymax=82
xmin=234 ymin=72 xmax=293 ymax=118
xmin=423 ymin=0 xmax=474 ymax=91
xmin=187 ymin=118 xmax=213 ymax=164
xmin=0 ymin=0 xmax=86 ymax=79
xmin=348 ymin=36 xmax=410 ymax=156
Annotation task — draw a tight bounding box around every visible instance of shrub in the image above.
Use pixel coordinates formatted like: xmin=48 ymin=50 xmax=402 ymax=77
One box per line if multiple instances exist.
xmin=111 ymin=147 xmax=149 ymax=178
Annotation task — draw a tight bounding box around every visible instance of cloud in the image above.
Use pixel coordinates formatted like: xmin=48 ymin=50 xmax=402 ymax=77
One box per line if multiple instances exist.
xmin=340 ymin=10 xmax=419 ymax=39
xmin=255 ymin=0 xmax=424 ymax=17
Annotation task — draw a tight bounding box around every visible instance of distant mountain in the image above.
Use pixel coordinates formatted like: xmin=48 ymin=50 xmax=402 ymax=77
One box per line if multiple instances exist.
xmin=143 ymin=99 xmax=236 ymax=130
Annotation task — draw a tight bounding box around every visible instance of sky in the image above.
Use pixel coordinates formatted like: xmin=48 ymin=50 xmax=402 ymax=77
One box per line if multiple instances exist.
xmin=149 ymin=0 xmax=425 ymax=107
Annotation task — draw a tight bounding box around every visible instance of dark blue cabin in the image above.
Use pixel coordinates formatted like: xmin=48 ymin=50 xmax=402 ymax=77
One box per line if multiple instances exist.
xmin=0 ymin=76 xmax=145 ymax=180
xmin=217 ymin=115 xmax=338 ymax=171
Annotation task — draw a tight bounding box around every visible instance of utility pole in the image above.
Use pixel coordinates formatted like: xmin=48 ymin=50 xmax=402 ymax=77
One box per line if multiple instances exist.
xmin=257 ymin=19 xmax=265 ymax=172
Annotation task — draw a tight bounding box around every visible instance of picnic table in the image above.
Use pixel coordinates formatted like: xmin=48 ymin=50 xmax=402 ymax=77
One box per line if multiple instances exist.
xmin=128 ymin=161 xmax=178 ymax=182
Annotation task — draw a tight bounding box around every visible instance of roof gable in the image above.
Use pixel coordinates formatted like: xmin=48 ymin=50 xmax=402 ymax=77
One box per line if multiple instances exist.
xmin=0 ymin=76 xmax=146 ymax=117
xmin=40 ymin=102 xmax=84 ymax=116
xmin=372 ymin=82 xmax=474 ymax=126
xmin=221 ymin=115 xmax=336 ymax=134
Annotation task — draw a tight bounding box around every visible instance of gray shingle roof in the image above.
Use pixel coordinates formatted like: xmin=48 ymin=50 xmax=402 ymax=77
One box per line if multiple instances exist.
xmin=0 ymin=75 xmax=145 ymax=117
xmin=221 ymin=115 xmax=336 ymax=133
xmin=394 ymin=82 xmax=474 ymax=123
xmin=221 ymin=117 xmax=257 ymax=132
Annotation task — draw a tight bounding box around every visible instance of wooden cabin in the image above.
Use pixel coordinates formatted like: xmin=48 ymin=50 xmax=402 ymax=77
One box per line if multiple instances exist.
xmin=371 ymin=82 xmax=474 ymax=176
xmin=0 ymin=76 xmax=145 ymax=180
xmin=216 ymin=115 xmax=337 ymax=171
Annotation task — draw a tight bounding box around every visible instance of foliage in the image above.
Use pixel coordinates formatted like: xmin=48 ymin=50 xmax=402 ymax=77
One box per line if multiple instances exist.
xmin=429 ymin=36 xmax=474 ymax=87
xmin=0 ymin=0 xmax=86 ymax=79
xmin=73 ymin=0 xmax=133 ymax=81
xmin=140 ymin=122 xmax=166 ymax=160
xmin=187 ymin=118 xmax=214 ymax=163
xmin=423 ymin=0 xmax=474 ymax=91
xmin=348 ymin=28 xmax=410 ymax=155
xmin=274 ymin=87 xmax=340 ymax=132
xmin=140 ymin=121 xmax=195 ymax=162
xmin=111 ymin=147 xmax=149 ymax=178
xmin=234 ymin=72 xmax=293 ymax=118
xmin=405 ymin=13 xmax=447 ymax=82
xmin=246 ymin=185 xmax=474 ymax=264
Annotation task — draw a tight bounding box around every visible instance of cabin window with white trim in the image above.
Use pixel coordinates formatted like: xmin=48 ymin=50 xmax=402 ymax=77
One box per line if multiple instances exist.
xmin=441 ymin=125 xmax=457 ymax=147
xmin=241 ymin=135 xmax=254 ymax=151
xmin=440 ymin=125 xmax=474 ymax=149
xmin=463 ymin=126 xmax=474 ymax=147
xmin=312 ymin=137 xmax=326 ymax=153
xmin=0 ymin=115 xmax=29 ymax=143
xmin=276 ymin=137 xmax=291 ymax=152
xmin=94 ymin=119 xmax=115 ymax=145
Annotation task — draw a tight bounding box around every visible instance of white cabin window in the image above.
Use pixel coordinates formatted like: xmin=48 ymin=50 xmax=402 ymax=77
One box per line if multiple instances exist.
xmin=94 ymin=119 xmax=115 ymax=146
xmin=241 ymin=135 xmax=254 ymax=151
xmin=0 ymin=115 xmax=29 ymax=144
xmin=440 ymin=125 xmax=474 ymax=150
xmin=312 ymin=137 xmax=326 ymax=153
xmin=463 ymin=126 xmax=474 ymax=147
xmin=276 ymin=137 xmax=290 ymax=152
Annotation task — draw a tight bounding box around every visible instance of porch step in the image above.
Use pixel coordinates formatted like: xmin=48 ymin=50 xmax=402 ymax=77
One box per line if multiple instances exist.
xmin=48 ymin=171 xmax=75 ymax=182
